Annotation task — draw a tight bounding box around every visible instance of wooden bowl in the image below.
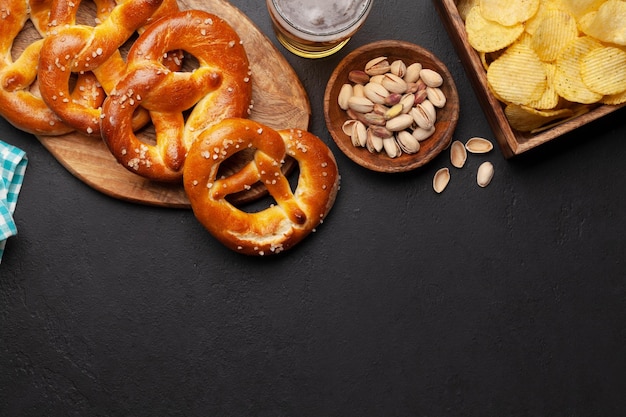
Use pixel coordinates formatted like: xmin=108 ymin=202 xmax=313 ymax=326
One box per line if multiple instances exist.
xmin=323 ymin=40 xmax=459 ymax=173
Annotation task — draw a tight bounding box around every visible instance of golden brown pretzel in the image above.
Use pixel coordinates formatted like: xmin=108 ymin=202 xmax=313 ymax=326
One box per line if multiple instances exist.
xmin=183 ymin=118 xmax=340 ymax=256
xmin=37 ymin=0 xmax=179 ymax=135
xmin=101 ymin=9 xmax=252 ymax=182
xmin=0 ymin=0 xmax=98 ymax=135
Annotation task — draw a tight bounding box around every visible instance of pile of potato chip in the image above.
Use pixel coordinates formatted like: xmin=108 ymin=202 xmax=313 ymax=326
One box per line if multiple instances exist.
xmin=458 ymin=0 xmax=626 ymax=132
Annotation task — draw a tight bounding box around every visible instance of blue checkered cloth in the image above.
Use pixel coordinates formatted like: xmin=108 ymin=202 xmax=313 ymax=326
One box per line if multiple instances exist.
xmin=1 ymin=140 xmax=28 ymax=263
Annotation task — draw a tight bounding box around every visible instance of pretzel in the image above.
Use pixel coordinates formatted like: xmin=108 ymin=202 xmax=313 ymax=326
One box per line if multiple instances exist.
xmin=0 ymin=0 xmax=103 ymax=135
xmin=183 ymin=118 xmax=340 ymax=256
xmin=100 ymin=9 xmax=252 ymax=182
xmin=37 ymin=0 xmax=180 ymax=136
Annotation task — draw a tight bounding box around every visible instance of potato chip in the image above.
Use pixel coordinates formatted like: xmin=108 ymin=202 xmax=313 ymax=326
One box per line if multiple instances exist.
xmin=466 ymin=6 xmax=525 ymax=53
xmin=602 ymin=89 xmax=626 ymax=105
xmin=579 ymin=0 xmax=626 ymax=45
xmin=561 ymin=0 xmax=606 ymax=18
xmin=479 ymin=0 xmax=540 ymax=26
xmin=531 ymin=9 xmax=578 ymax=62
xmin=527 ymin=63 xmax=560 ymax=109
xmin=487 ymin=37 xmax=547 ymax=105
xmin=554 ymin=36 xmax=603 ymax=104
xmin=457 ymin=0 xmax=480 ymax=21
xmin=505 ymin=104 xmax=574 ymax=132
xmin=525 ymin=0 xmax=560 ymax=35
xmin=580 ymin=46 xmax=626 ymax=95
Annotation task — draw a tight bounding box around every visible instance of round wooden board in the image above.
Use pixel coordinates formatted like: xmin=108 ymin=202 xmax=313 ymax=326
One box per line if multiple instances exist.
xmin=30 ymin=0 xmax=310 ymax=208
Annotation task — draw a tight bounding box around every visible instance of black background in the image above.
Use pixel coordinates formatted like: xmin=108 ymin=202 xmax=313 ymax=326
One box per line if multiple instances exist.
xmin=2 ymin=1 xmax=626 ymax=416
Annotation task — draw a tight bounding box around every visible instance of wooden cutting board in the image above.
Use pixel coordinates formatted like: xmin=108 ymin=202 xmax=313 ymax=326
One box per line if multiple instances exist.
xmin=31 ymin=0 xmax=310 ymax=208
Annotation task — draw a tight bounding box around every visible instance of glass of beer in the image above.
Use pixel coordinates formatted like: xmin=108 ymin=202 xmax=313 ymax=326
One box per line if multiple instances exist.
xmin=266 ymin=0 xmax=374 ymax=59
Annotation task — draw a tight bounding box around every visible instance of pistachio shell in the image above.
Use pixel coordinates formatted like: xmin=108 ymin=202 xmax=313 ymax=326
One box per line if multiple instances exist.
xmin=365 ymin=57 xmax=391 ymax=76
xmin=386 ymin=113 xmax=414 ymax=132
xmin=383 ymin=137 xmax=402 ymax=158
xmin=477 ymin=162 xmax=494 ymax=187
xmin=426 ymin=87 xmax=446 ymax=108
xmin=450 ymin=140 xmax=467 ymax=168
xmin=433 ymin=167 xmax=450 ymax=193
xmin=348 ymin=70 xmax=370 ymax=84
xmin=366 ymin=129 xmax=384 ymax=153
xmin=404 ymin=62 xmax=422 ymax=83
xmin=363 ymin=82 xmax=390 ymax=105
xmin=412 ymin=125 xmax=436 ymax=141
xmin=381 ymin=73 xmax=408 ymax=94
xmin=420 ymin=68 xmax=444 ymax=87
xmin=342 ymin=119 xmax=358 ymax=136
xmin=396 ymin=131 xmax=420 ymax=154
xmin=465 ymin=137 xmax=494 ymax=154
xmin=390 ymin=59 xmax=407 ymax=77
xmin=348 ymin=96 xmax=375 ymax=113
xmin=410 ymin=104 xmax=434 ymax=130
xmin=350 ymin=121 xmax=367 ymax=147
xmin=338 ymin=84 xmax=353 ymax=110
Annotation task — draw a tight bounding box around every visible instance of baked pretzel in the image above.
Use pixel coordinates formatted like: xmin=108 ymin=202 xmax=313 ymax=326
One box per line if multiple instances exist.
xmin=101 ymin=9 xmax=252 ymax=182
xmin=38 ymin=0 xmax=180 ymax=135
xmin=0 ymin=0 xmax=102 ymax=135
xmin=183 ymin=118 xmax=340 ymax=256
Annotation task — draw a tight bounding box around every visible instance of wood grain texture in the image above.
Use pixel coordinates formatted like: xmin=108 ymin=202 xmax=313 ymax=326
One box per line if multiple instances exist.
xmin=29 ymin=0 xmax=310 ymax=208
xmin=433 ymin=0 xmax=625 ymax=158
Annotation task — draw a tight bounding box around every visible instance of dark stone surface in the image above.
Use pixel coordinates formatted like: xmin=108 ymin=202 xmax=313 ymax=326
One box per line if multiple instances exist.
xmin=2 ymin=1 xmax=626 ymax=416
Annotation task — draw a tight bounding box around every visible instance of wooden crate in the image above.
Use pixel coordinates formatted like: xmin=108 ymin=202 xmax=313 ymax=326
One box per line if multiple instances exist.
xmin=433 ymin=0 xmax=625 ymax=158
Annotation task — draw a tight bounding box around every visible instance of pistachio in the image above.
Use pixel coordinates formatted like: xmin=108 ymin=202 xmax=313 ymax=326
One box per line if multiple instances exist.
xmin=353 ymin=83 xmax=365 ymax=97
xmin=366 ymin=128 xmax=385 ymax=153
xmin=421 ymin=99 xmax=437 ymax=123
xmin=369 ymin=125 xmax=393 ymax=139
xmin=426 ymin=87 xmax=446 ymax=108
xmin=342 ymin=119 xmax=358 ymax=136
xmin=361 ymin=112 xmax=387 ymax=126
xmin=381 ymin=73 xmax=408 ymax=94
xmin=348 ymin=70 xmax=370 ymax=84
xmin=410 ymin=104 xmax=434 ymax=130
xmin=348 ymin=96 xmax=375 ymax=113
xmin=347 ymin=109 xmax=385 ymax=127
xmin=450 ymin=140 xmax=467 ymax=168
xmin=413 ymin=89 xmax=428 ymax=105
xmin=390 ymin=59 xmax=407 ymax=78
xmin=369 ymin=74 xmax=385 ymax=84
xmin=383 ymin=136 xmax=402 ymax=158
xmin=396 ymin=130 xmax=420 ymax=154
xmin=465 ymin=137 xmax=493 ymax=154
xmin=420 ymin=68 xmax=444 ymax=87
xmin=384 ymin=103 xmax=404 ymax=120
xmin=404 ymin=62 xmax=422 ymax=83
xmin=373 ymin=103 xmax=389 ymax=115
xmin=405 ymin=82 xmax=420 ymax=94
xmin=364 ymin=82 xmax=390 ymax=105
xmin=477 ymin=161 xmax=494 ymax=187
xmin=433 ymin=167 xmax=450 ymax=193
xmin=365 ymin=57 xmax=391 ymax=76
xmin=399 ymin=93 xmax=415 ymax=113
xmin=412 ymin=125 xmax=436 ymax=141
xmin=384 ymin=93 xmax=402 ymax=106
xmin=351 ymin=120 xmax=368 ymax=147
xmin=338 ymin=83 xmax=353 ymax=110
xmin=386 ymin=113 xmax=414 ymax=131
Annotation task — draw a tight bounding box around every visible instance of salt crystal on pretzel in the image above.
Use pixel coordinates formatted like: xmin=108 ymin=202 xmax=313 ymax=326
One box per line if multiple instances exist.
xmin=100 ymin=9 xmax=252 ymax=182
xmin=183 ymin=118 xmax=339 ymax=256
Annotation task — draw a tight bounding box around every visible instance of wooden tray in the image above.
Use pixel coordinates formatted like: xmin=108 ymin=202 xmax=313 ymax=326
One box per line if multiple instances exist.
xmin=29 ymin=0 xmax=310 ymax=208
xmin=433 ymin=0 xmax=625 ymax=158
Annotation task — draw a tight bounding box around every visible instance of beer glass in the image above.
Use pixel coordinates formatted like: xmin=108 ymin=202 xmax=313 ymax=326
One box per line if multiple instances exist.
xmin=266 ymin=0 xmax=374 ymax=58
